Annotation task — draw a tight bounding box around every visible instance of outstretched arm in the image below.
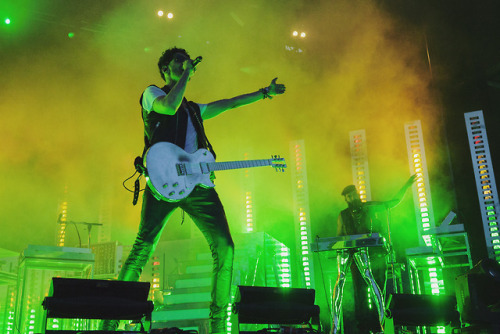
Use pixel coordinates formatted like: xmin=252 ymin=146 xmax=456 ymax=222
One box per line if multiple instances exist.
xmin=384 ymin=174 xmax=417 ymax=209
xmin=202 ymin=78 xmax=286 ymax=120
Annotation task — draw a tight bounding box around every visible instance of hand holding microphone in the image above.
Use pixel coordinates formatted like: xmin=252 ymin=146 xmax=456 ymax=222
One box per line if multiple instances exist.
xmin=192 ymin=56 xmax=203 ymax=69
xmin=183 ymin=56 xmax=203 ymax=76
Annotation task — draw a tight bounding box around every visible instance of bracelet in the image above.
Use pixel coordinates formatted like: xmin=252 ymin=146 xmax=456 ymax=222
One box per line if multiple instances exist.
xmin=259 ymin=87 xmax=272 ymax=99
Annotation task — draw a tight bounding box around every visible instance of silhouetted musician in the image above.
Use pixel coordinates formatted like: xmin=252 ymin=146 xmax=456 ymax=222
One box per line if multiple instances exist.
xmin=331 ymin=175 xmax=416 ymax=334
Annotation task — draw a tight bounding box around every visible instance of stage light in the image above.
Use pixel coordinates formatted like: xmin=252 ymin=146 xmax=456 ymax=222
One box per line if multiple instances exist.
xmin=67 ymin=32 xmax=74 ymax=38
xmin=167 ymin=12 xmax=174 ymax=19
xmin=233 ymin=286 xmax=319 ymax=328
xmin=157 ymin=10 xmax=164 ymax=17
xmin=5 ymin=18 xmax=11 ymax=25
xmin=292 ymin=31 xmax=298 ymax=37
xmin=291 ymin=141 xmax=314 ymax=288
xmin=300 ymin=32 xmax=306 ymax=38
xmin=243 ymin=155 xmax=254 ymax=233
xmin=465 ymin=111 xmax=500 ymax=262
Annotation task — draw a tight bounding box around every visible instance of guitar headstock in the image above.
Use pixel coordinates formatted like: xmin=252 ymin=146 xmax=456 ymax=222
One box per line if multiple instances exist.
xmin=271 ymin=155 xmax=287 ymax=172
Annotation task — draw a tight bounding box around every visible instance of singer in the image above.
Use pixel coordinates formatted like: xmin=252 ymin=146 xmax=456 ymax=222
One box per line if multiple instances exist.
xmin=101 ymin=47 xmax=285 ymax=333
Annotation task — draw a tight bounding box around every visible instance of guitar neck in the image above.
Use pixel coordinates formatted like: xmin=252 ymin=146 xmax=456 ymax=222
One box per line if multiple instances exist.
xmin=207 ymin=159 xmax=273 ymax=172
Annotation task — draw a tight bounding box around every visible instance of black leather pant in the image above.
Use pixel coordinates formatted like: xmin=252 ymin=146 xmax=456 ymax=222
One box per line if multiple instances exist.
xmin=118 ymin=185 xmax=234 ymax=332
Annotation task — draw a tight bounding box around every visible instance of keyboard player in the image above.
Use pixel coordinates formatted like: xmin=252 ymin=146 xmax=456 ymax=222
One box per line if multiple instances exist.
xmin=331 ymin=175 xmax=416 ymax=334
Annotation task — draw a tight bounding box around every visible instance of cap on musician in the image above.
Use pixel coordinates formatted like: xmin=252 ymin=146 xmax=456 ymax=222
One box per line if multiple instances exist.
xmin=341 ymin=184 xmax=357 ymax=196
xmin=341 ymin=185 xmax=359 ymax=202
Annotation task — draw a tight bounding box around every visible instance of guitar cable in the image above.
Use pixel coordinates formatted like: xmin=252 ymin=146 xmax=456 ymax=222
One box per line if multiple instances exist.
xmin=122 ymin=170 xmax=145 ymax=205
xmin=122 ymin=155 xmax=149 ymax=205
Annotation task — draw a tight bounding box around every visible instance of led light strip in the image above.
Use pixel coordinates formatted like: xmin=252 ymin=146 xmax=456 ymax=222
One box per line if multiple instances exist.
xmin=464 ymin=110 xmax=500 ymax=262
xmin=404 ymin=120 xmax=436 ymax=247
xmin=405 ymin=121 xmax=445 ymax=299
xmin=57 ymin=201 xmax=68 ymax=247
xmin=290 ymin=140 xmax=314 ymax=288
xmin=151 ymin=257 xmax=161 ymax=290
xmin=245 ymin=191 xmax=253 ymax=233
xmin=350 ymin=129 xmax=372 ymax=202
xmin=243 ymin=153 xmax=255 ymax=233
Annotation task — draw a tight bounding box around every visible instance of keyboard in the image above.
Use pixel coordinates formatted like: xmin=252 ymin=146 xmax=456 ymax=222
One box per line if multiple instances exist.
xmin=311 ymin=233 xmax=387 ymax=252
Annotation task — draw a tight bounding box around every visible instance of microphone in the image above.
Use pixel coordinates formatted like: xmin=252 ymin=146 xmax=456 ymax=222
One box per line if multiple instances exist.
xmin=192 ymin=56 xmax=203 ymax=69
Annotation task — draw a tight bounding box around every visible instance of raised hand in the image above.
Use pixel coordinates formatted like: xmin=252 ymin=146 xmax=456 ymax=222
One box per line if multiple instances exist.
xmin=268 ymin=77 xmax=286 ymax=96
xmin=182 ymin=59 xmax=196 ymax=78
xmin=406 ymin=174 xmax=418 ymax=188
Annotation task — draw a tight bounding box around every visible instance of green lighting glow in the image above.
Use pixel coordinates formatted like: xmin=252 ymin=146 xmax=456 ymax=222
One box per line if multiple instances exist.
xmin=5 ymin=18 xmax=11 ymax=24
xmin=68 ymin=32 xmax=75 ymax=38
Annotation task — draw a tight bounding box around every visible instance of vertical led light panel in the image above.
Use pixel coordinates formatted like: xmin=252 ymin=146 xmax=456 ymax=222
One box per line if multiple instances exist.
xmin=243 ymin=152 xmax=255 ymax=233
xmin=56 ymin=201 xmax=68 ymax=247
xmin=350 ymin=129 xmax=372 ymax=202
xmin=405 ymin=120 xmax=445 ymax=298
xmin=349 ymin=129 xmax=374 ymax=307
xmin=290 ymin=140 xmax=314 ymax=288
xmin=405 ymin=120 xmax=436 ymax=247
xmin=464 ymin=110 xmax=500 ymax=262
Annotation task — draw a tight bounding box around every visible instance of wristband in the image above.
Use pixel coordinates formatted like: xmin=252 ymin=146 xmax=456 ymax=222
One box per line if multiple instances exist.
xmin=259 ymin=87 xmax=272 ymax=99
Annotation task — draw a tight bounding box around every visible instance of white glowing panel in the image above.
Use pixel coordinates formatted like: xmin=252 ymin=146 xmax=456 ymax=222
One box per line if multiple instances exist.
xmin=349 ymin=129 xmax=372 ymax=202
xmin=404 ymin=120 xmax=436 ymax=247
xmin=464 ymin=110 xmax=500 ymax=262
xmin=290 ymin=140 xmax=314 ymax=288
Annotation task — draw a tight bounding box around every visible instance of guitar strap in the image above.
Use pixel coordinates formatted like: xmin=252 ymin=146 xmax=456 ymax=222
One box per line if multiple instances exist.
xmin=184 ymin=99 xmax=216 ymax=160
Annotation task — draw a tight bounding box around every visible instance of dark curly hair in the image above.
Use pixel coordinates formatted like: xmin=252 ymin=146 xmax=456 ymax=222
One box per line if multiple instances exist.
xmin=157 ymin=47 xmax=190 ymax=81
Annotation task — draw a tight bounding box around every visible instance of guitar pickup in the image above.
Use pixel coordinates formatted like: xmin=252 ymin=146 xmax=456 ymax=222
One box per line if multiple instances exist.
xmin=199 ymin=163 xmax=211 ymax=174
xmin=176 ymin=163 xmax=187 ymax=176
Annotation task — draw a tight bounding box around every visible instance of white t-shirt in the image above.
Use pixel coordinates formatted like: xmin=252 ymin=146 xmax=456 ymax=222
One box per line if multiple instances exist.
xmin=142 ymin=86 xmax=207 ymax=153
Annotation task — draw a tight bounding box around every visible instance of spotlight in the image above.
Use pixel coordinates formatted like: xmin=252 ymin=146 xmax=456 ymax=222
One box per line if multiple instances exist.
xmin=167 ymin=12 xmax=174 ymax=19
xmin=157 ymin=10 xmax=164 ymax=17
xmin=292 ymin=31 xmax=298 ymax=37
xmin=4 ymin=18 xmax=11 ymax=25
xmin=300 ymin=32 xmax=306 ymax=38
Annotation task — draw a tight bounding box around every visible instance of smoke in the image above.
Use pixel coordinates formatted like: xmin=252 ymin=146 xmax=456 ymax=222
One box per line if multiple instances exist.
xmin=0 ymin=0 xmax=453 ymax=255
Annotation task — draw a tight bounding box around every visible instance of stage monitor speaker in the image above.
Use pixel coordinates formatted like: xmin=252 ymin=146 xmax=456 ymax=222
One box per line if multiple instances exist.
xmin=455 ymin=258 xmax=500 ymax=325
xmin=233 ymin=285 xmax=320 ymax=325
xmin=42 ymin=277 xmax=154 ymax=332
xmin=385 ymin=293 xmax=459 ymax=327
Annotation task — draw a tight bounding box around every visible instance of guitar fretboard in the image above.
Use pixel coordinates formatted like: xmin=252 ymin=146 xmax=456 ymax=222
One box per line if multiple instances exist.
xmin=207 ymin=159 xmax=272 ymax=171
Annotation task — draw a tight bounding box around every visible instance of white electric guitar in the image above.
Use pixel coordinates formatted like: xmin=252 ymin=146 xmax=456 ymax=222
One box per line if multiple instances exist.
xmin=145 ymin=142 xmax=287 ymax=202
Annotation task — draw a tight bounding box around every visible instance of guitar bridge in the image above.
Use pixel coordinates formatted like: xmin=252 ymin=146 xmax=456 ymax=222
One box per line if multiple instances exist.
xmin=176 ymin=163 xmax=187 ymax=176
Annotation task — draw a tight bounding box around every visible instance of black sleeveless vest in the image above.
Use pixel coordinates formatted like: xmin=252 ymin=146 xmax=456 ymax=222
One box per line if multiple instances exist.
xmin=340 ymin=206 xmax=372 ymax=235
xmin=140 ymin=85 xmax=215 ymax=157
